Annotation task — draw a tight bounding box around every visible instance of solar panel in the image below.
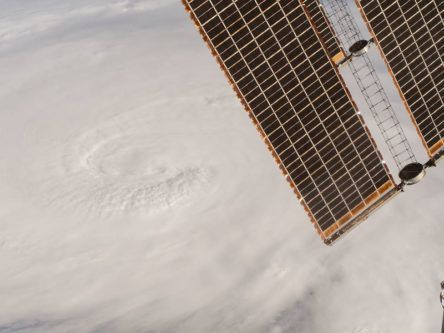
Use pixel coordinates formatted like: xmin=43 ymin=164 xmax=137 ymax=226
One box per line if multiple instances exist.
xmin=182 ymin=0 xmax=397 ymax=244
xmin=356 ymin=0 xmax=444 ymax=159
xmin=304 ymin=0 xmax=345 ymax=63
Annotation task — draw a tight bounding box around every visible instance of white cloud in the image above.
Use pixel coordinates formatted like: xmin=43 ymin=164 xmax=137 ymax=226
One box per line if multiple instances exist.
xmin=0 ymin=1 xmax=442 ymax=333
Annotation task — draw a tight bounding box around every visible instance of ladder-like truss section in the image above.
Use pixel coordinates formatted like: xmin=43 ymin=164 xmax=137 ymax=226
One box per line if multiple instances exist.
xmin=319 ymin=0 xmax=416 ymax=171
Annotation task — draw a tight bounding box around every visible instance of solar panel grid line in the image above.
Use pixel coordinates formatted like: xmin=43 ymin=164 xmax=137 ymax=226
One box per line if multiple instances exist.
xmin=183 ymin=0 xmax=396 ymax=243
xmin=209 ymin=6 xmax=297 ymax=56
xmin=403 ymin=3 xmax=444 ymax=99
xmin=296 ymin=127 xmax=366 ymax=171
xmin=323 ymin=184 xmax=399 ymax=244
xmin=254 ymin=66 xmax=326 ymax=110
xmin=224 ymin=23 xmax=317 ymax=97
xmin=241 ymin=41 xmax=318 ymax=90
xmin=401 ymin=58 xmax=440 ymax=86
xmin=438 ymin=2 xmax=444 ymax=23
xmin=228 ymin=29 xmax=305 ymax=84
xmin=220 ymin=0 xmax=352 ymax=220
xmin=296 ymin=148 xmax=380 ymax=207
xmin=237 ymin=0 xmax=359 ymax=222
xmin=294 ymin=129 xmax=378 ymax=189
xmin=356 ymin=0 xmax=444 ymax=158
xmin=304 ymin=0 xmax=344 ymax=60
xmin=382 ymin=3 xmax=443 ymax=75
xmin=198 ymin=0 xmax=285 ymax=30
xmin=402 ymin=0 xmax=444 ymax=149
xmin=307 ymin=13 xmax=336 ymax=48
xmin=309 ymin=159 xmax=389 ymax=225
xmin=250 ymin=0 xmax=350 ymax=226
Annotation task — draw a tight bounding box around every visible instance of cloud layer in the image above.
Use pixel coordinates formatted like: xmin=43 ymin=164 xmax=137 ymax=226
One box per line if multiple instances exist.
xmin=0 ymin=1 xmax=442 ymax=332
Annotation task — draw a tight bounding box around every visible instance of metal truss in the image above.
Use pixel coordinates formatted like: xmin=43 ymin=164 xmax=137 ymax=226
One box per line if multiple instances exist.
xmin=320 ymin=0 xmax=416 ymax=170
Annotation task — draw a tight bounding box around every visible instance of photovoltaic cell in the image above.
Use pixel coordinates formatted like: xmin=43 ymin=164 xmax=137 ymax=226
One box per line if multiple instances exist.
xmin=304 ymin=0 xmax=344 ymax=61
xmin=357 ymin=0 xmax=444 ymax=158
xmin=183 ymin=0 xmax=396 ymax=244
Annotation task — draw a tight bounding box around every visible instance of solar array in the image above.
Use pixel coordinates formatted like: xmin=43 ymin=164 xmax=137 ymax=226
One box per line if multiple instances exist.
xmin=356 ymin=0 xmax=444 ymax=158
xmin=182 ymin=0 xmax=397 ymax=243
xmin=304 ymin=0 xmax=344 ymax=62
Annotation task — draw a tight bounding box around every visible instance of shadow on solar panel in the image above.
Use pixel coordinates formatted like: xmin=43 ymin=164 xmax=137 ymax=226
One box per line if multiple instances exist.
xmin=181 ymin=0 xmax=443 ymax=245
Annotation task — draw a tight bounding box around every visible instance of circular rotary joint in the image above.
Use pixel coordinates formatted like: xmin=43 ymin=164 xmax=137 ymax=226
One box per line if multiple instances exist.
xmin=399 ymin=162 xmax=426 ymax=185
xmin=349 ymin=40 xmax=371 ymax=56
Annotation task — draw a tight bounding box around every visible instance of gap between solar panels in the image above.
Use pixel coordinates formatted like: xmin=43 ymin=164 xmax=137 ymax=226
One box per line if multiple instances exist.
xmin=318 ymin=0 xmax=417 ymax=171
xmin=181 ymin=0 xmax=443 ymax=245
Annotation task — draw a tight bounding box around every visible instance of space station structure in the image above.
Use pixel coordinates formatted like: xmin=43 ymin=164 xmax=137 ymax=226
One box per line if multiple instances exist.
xmin=181 ymin=0 xmax=443 ymax=245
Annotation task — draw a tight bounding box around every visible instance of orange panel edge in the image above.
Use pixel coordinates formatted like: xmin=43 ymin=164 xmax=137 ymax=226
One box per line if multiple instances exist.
xmin=322 ymin=182 xmax=399 ymax=246
xmin=324 ymin=181 xmax=400 ymax=245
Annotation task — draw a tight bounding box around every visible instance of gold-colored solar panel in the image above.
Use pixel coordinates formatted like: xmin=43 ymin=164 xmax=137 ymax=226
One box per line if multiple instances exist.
xmin=357 ymin=0 xmax=444 ymax=159
xmin=183 ymin=0 xmax=397 ymax=244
